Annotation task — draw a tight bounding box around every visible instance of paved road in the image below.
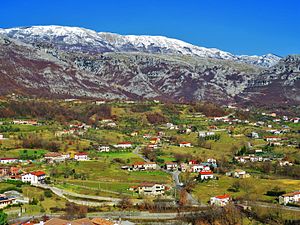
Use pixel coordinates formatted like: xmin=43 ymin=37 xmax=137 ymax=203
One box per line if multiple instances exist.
xmin=132 ymin=146 xmax=150 ymax=162
xmin=171 ymin=170 xmax=201 ymax=206
xmin=34 ymin=184 xmax=122 ymax=206
xmin=9 ymin=210 xmax=208 ymax=223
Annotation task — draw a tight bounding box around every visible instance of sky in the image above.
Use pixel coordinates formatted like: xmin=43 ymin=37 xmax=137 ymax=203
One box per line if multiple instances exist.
xmin=0 ymin=0 xmax=299 ymax=56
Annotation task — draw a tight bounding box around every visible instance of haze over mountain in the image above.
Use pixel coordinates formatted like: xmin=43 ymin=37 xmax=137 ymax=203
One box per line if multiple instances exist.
xmin=0 ymin=25 xmax=299 ymax=106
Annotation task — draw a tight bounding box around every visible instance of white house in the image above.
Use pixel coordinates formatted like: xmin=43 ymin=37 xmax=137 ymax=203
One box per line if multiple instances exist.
xmin=131 ymin=183 xmax=165 ymax=196
xmin=74 ymin=153 xmax=89 ymax=161
xmin=207 ymin=158 xmax=217 ymax=164
xmin=132 ymin=162 xmax=157 ymax=171
xmin=191 ymin=164 xmax=205 ymax=173
xmin=251 ymin=132 xmax=259 ymax=139
xmin=265 ymin=136 xmax=282 ymax=142
xmin=279 ymin=191 xmax=300 ymax=205
xmin=98 ymin=146 xmax=110 ymax=152
xmin=0 ymin=194 xmax=16 ymax=209
xmin=199 ymin=131 xmax=215 ymax=137
xmin=210 ymin=194 xmax=231 ymax=206
xmin=279 ymin=161 xmax=293 ymax=166
xmin=227 ymin=169 xmax=249 ymax=178
xmin=290 ymin=118 xmax=299 ymax=123
xmin=199 ymin=170 xmax=214 ymax=180
xmin=21 ymin=171 xmax=46 ymax=185
xmin=165 ymin=123 xmax=178 ymax=130
xmin=44 ymin=152 xmax=69 ymax=163
xmin=0 ymin=158 xmax=18 ymax=164
xmin=179 ymin=142 xmax=192 ymax=147
xmin=165 ymin=162 xmax=178 ymax=171
xmin=95 ymin=101 xmax=106 ymax=105
xmin=0 ymin=134 xmax=5 ymax=140
xmin=114 ymin=142 xmax=133 ymax=149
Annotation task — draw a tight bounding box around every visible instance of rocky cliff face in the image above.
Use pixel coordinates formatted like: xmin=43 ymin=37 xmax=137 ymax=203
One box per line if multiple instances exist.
xmin=0 ymin=27 xmax=299 ymax=106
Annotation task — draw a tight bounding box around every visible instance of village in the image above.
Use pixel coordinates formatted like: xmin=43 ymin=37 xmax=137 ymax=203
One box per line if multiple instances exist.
xmin=0 ymin=99 xmax=299 ymax=224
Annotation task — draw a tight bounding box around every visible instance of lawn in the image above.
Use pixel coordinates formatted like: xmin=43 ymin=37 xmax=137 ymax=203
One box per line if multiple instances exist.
xmin=193 ymin=175 xmax=300 ymax=204
xmin=48 ymin=160 xmax=172 ymax=194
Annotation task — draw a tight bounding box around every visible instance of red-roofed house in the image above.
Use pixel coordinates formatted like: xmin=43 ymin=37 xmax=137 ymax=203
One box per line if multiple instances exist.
xmin=179 ymin=142 xmax=192 ymax=147
xmin=210 ymin=194 xmax=231 ymax=206
xmin=74 ymin=152 xmax=89 ymax=161
xmin=188 ymin=160 xmax=198 ymax=165
xmin=0 ymin=158 xmax=18 ymax=164
xmin=279 ymin=191 xmax=300 ymax=205
xmin=21 ymin=171 xmax=46 ymax=184
xmin=200 ymin=170 xmax=214 ymax=180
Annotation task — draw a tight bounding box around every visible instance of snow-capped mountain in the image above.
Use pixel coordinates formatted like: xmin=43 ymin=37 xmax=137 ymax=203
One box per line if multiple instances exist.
xmin=0 ymin=25 xmax=281 ymax=67
xmin=0 ymin=33 xmax=299 ymax=105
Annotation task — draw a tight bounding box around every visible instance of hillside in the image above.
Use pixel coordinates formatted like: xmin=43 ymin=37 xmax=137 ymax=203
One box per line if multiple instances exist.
xmin=0 ymin=26 xmax=299 ymax=106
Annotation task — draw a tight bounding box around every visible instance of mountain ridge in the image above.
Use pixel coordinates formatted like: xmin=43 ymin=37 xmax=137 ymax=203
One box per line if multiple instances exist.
xmin=0 ymin=25 xmax=281 ymax=68
xmin=0 ymin=26 xmax=299 ymax=106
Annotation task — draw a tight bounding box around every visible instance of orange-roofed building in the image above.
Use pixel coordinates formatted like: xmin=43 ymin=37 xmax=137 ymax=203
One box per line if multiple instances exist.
xmin=199 ymin=170 xmax=214 ymax=180
xmin=21 ymin=171 xmax=46 ymax=184
xmin=210 ymin=194 xmax=231 ymax=206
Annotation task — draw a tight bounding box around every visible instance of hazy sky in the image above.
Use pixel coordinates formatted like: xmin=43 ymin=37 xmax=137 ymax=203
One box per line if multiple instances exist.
xmin=1 ymin=0 xmax=299 ymax=56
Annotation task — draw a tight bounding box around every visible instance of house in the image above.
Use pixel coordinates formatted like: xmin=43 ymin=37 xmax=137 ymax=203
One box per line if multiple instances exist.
xmin=157 ymin=131 xmax=165 ymax=137
xmin=147 ymin=144 xmax=158 ymax=149
xmin=199 ymin=131 xmax=215 ymax=137
xmin=21 ymin=171 xmax=46 ymax=185
xmin=251 ymin=132 xmax=259 ymax=139
xmin=290 ymin=118 xmax=299 ymax=123
xmin=143 ymin=134 xmax=151 ymax=139
xmin=265 ymin=136 xmax=282 ymax=142
xmin=279 ymin=161 xmax=293 ymax=166
xmin=188 ymin=160 xmax=198 ymax=165
xmin=114 ymin=142 xmax=133 ymax=149
xmin=13 ymin=120 xmax=38 ymax=126
xmin=131 ymin=162 xmax=157 ymax=171
xmin=165 ymin=123 xmax=178 ymax=130
xmin=55 ymin=129 xmax=76 ymax=137
xmin=178 ymin=128 xmax=192 ymax=134
xmin=210 ymin=194 xmax=231 ymax=206
xmin=130 ymin=182 xmax=165 ymax=196
xmin=95 ymin=100 xmax=106 ymax=105
xmin=10 ymin=167 xmax=21 ymax=176
xmin=180 ymin=163 xmax=188 ymax=172
xmin=98 ymin=145 xmax=110 ymax=152
xmin=106 ymin=122 xmax=117 ymax=127
xmin=207 ymin=158 xmax=217 ymax=164
xmin=130 ymin=131 xmax=138 ymax=137
xmin=0 ymin=194 xmax=16 ymax=209
xmin=74 ymin=152 xmax=89 ymax=161
xmin=0 ymin=134 xmax=5 ymax=140
xmin=227 ymin=169 xmax=249 ymax=178
xmin=0 ymin=167 xmax=9 ymax=177
xmin=44 ymin=152 xmax=68 ymax=163
xmin=199 ymin=170 xmax=214 ymax=180
xmin=0 ymin=158 xmax=18 ymax=164
xmin=165 ymin=162 xmax=178 ymax=171
xmin=279 ymin=191 xmax=300 ymax=205
xmin=150 ymin=137 xmax=160 ymax=144
xmin=179 ymin=142 xmax=192 ymax=147
xmin=191 ymin=164 xmax=205 ymax=173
